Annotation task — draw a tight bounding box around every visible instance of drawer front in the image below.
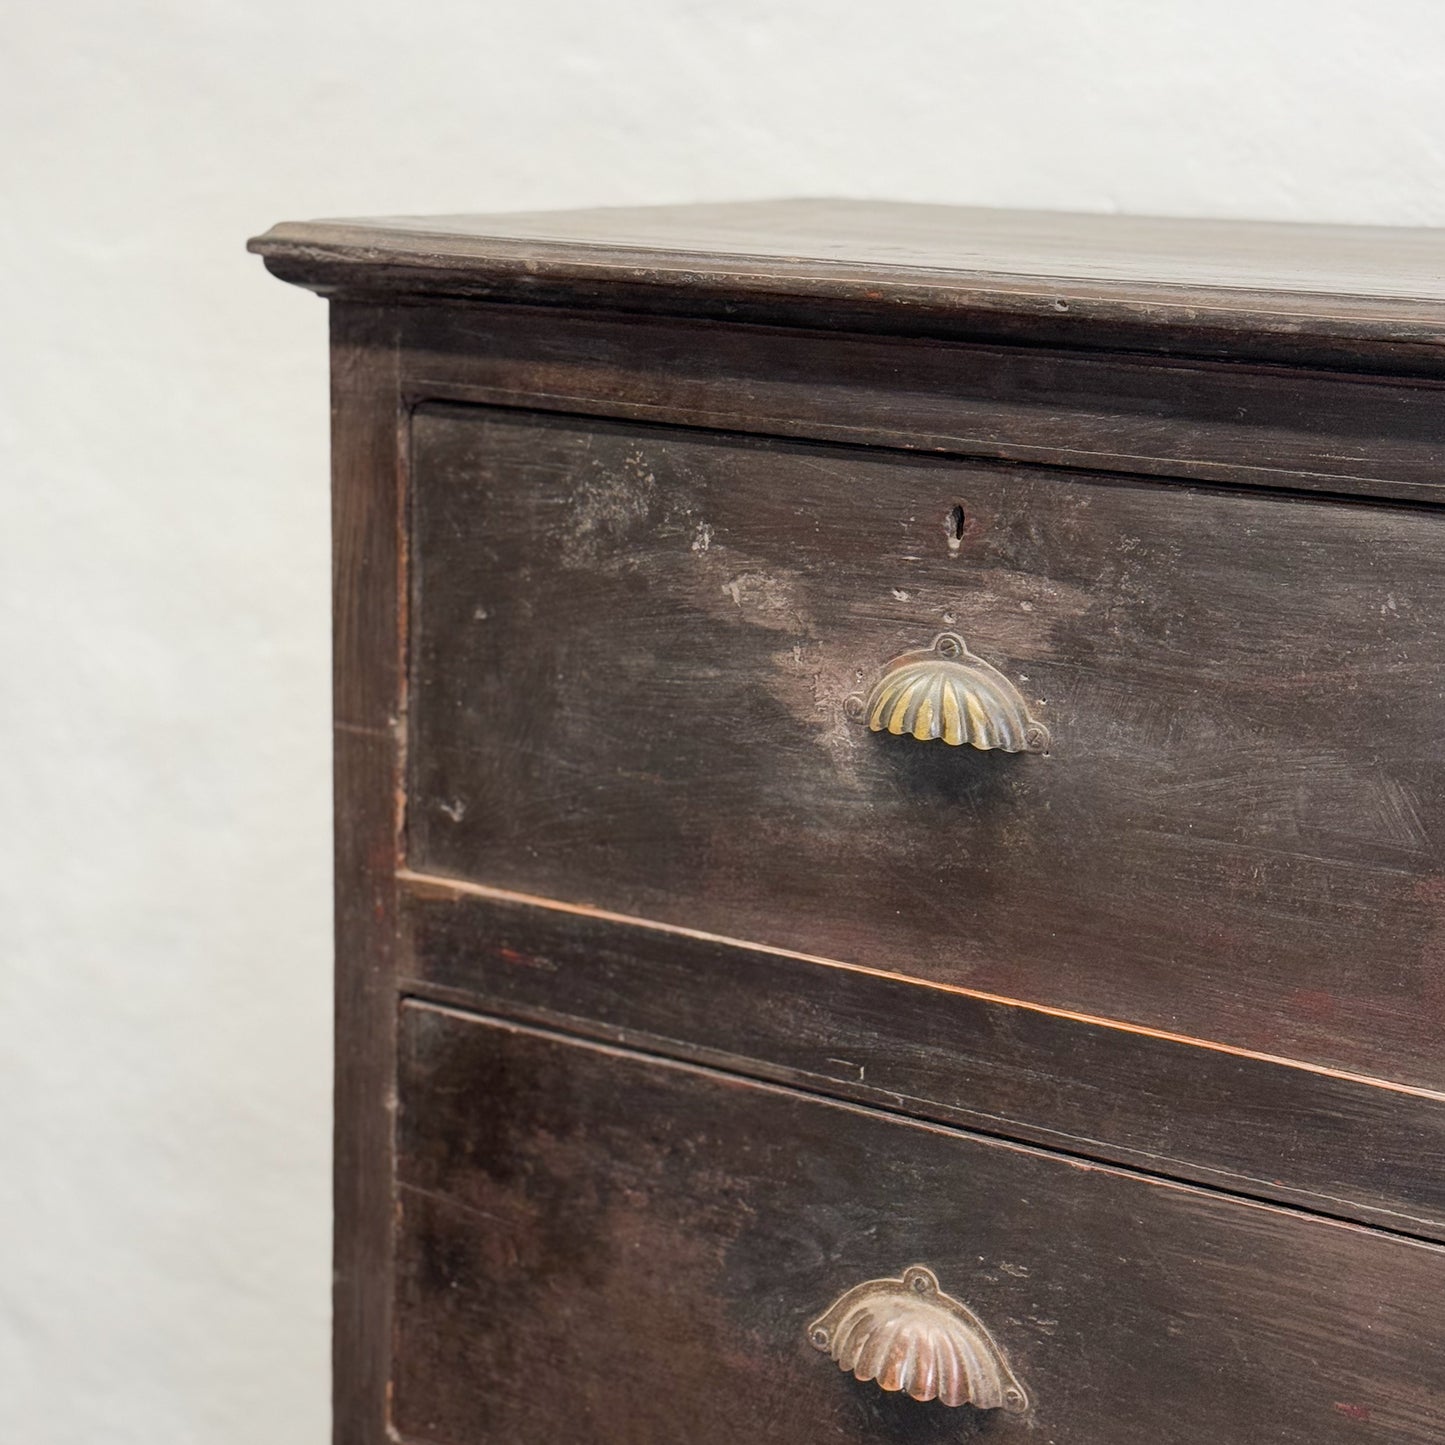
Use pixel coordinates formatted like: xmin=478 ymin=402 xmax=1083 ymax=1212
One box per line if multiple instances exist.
xmin=408 ymin=405 xmax=1445 ymax=1088
xmin=394 ymin=1002 xmax=1445 ymax=1444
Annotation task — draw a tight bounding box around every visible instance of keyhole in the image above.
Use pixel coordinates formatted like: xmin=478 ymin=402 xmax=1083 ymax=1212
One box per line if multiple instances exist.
xmin=946 ymin=503 xmax=966 ymax=553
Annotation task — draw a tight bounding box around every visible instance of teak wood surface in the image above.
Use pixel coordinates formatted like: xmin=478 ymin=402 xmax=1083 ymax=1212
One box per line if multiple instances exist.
xmin=251 ymin=201 xmax=1445 ymax=1444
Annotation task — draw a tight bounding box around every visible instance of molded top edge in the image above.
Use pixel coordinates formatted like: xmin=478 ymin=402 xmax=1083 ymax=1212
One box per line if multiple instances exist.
xmin=249 ymin=197 xmax=1445 ymax=361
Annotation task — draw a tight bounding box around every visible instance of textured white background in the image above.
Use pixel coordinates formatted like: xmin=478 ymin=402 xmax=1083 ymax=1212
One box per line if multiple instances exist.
xmin=3 ymin=3 xmax=1444 ymax=1441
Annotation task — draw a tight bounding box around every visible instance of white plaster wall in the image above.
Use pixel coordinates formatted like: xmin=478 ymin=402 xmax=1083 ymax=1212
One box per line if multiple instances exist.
xmin=2 ymin=3 xmax=1443 ymax=1440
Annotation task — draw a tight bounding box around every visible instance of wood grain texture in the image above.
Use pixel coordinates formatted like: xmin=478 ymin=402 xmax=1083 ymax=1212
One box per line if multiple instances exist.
xmin=398 ymin=878 xmax=1445 ymax=1240
xmin=393 ymin=1002 xmax=1445 ymax=1445
xmin=329 ymin=302 xmax=405 ymax=1445
xmin=406 ymin=404 xmax=1445 ymax=1091
xmin=397 ymin=303 xmax=1445 ymax=507
xmin=249 ymin=199 xmax=1445 ymax=371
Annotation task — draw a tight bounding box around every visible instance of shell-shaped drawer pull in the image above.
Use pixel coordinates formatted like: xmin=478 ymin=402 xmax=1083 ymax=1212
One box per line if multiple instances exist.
xmin=848 ymin=632 xmax=1049 ymax=752
xmin=808 ymin=1265 xmax=1027 ymax=1413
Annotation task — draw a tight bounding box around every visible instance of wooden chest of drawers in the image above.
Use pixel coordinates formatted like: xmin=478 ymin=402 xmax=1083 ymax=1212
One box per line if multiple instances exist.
xmin=252 ymin=200 xmax=1445 ymax=1443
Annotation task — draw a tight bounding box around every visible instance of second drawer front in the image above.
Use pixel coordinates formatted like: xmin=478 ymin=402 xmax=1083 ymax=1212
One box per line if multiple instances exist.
xmin=408 ymin=405 xmax=1445 ymax=1088
xmin=394 ymin=1003 xmax=1445 ymax=1445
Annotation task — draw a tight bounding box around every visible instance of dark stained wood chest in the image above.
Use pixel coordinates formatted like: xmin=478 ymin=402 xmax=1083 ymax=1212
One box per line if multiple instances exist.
xmin=251 ymin=200 xmax=1445 ymax=1443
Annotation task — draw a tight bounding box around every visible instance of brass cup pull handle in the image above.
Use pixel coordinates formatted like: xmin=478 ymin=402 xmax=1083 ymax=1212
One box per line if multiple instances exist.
xmin=847 ymin=631 xmax=1049 ymax=753
xmin=808 ymin=1264 xmax=1027 ymax=1413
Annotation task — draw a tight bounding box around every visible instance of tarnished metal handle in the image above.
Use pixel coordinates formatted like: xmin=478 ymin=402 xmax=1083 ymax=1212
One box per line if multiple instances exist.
xmin=808 ymin=1264 xmax=1027 ymax=1412
xmin=847 ymin=632 xmax=1049 ymax=752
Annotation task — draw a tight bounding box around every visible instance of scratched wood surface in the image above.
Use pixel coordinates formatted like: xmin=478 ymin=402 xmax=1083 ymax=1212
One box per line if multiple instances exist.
xmin=406 ymin=404 xmax=1445 ymax=1091
xmin=393 ymin=1003 xmax=1445 ymax=1445
xmin=399 ymin=880 xmax=1445 ymax=1240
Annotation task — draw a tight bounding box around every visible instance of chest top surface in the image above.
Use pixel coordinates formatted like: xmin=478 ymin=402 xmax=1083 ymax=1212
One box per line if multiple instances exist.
xmin=250 ymin=198 xmax=1445 ymax=367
